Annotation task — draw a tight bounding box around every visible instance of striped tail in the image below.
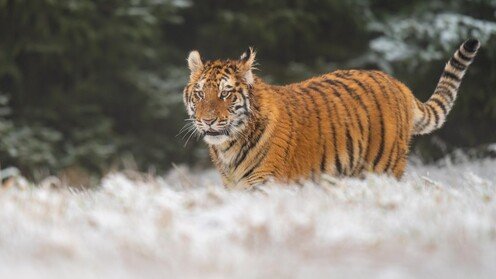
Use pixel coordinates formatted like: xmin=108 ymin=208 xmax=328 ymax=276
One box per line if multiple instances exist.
xmin=412 ymin=39 xmax=480 ymax=135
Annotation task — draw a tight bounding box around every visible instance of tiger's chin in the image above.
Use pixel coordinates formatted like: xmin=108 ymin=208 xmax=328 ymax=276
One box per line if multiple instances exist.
xmin=204 ymin=134 xmax=230 ymax=145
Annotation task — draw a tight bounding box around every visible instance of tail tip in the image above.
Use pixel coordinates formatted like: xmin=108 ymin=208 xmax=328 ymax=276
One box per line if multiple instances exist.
xmin=463 ymin=38 xmax=481 ymax=53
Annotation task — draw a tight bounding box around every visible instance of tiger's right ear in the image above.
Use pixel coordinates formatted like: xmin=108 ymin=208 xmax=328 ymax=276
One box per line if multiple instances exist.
xmin=187 ymin=50 xmax=203 ymax=73
xmin=238 ymin=47 xmax=256 ymax=85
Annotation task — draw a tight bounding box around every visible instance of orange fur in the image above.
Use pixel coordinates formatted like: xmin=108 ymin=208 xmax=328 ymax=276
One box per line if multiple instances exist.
xmin=183 ymin=40 xmax=480 ymax=188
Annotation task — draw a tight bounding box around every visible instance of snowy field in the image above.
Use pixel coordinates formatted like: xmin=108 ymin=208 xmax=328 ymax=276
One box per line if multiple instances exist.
xmin=0 ymin=158 xmax=495 ymax=279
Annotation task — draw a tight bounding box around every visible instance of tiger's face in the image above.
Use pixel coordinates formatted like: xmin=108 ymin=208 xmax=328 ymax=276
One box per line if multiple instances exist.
xmin=183 ymin=48 xmax=256 ymax=145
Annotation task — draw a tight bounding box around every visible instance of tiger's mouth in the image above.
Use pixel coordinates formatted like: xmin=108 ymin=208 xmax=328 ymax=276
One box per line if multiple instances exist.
xmin=204 ymin=129 xmax=229 ymax=137
xmin=205 ymin=130 xmax=222 ymax=136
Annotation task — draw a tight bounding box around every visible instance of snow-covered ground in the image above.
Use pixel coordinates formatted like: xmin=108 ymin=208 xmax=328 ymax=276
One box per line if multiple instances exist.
xmin=0 ymin=159 xmax=495 ymax=279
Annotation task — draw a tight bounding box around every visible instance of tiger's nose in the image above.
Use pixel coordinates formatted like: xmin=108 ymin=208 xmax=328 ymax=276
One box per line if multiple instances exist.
xmin=203 ymin=118 xmax=217 ymax=126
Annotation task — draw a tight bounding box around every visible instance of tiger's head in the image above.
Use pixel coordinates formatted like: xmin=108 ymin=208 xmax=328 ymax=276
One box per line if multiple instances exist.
xmin=183 ymin=48 xmax=256 ymax=145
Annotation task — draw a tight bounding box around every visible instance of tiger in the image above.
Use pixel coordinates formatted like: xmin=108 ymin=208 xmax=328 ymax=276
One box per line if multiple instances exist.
xmin=182 ymin=39 xmax=480 ymax=189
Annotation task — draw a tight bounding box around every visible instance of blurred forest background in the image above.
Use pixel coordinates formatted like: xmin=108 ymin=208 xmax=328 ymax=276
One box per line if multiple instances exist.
xmin=1 ymin=0 xmax=495 ymax=181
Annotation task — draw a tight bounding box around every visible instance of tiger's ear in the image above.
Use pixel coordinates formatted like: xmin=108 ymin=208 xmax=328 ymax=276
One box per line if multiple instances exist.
xmin=187 ymin=50 xmax=203 ymax=74
xmin=238 ymin=47 xmax=256 ymax=85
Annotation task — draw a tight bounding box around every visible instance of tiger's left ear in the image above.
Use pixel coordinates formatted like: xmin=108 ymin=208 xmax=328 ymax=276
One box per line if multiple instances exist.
xmin=238 ymin=47 xmax=256 ymax=85
xmin=187 ymin=50 xmax=203 ymax=74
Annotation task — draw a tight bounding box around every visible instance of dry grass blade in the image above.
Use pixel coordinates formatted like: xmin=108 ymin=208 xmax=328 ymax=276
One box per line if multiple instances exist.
xmin=171 ymin=162 xmax=195 ymax=189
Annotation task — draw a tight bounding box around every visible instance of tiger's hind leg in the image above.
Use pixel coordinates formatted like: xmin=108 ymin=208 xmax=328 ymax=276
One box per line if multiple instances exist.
xmin=391 ymin=156 xmax=407 ymax=179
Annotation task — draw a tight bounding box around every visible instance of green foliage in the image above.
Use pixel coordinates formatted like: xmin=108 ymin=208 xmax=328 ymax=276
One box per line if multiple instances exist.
xmin=0 ymin=0 xmax=198 ymax=178
xmin=0 ymin=0 xmax=495 ymax=178
xmin=164 ymin=0 xmax=371 ymax=82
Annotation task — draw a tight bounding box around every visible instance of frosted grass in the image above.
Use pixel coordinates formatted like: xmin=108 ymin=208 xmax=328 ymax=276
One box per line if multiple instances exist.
xmin=0 ymin=159 xmax=495 ymax=278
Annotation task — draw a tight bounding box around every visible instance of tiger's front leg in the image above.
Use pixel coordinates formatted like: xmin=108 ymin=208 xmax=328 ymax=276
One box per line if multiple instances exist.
xmin=231 ymin=171 xmax=271 ymax=190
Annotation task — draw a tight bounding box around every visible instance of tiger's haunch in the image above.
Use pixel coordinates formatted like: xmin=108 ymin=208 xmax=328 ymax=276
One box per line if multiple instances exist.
xmin=182 ymin=40 xmax=480 ymax=188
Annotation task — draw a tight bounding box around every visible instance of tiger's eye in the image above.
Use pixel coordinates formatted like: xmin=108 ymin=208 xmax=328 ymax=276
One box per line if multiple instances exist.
xmin=220 ymin=90 xmax=231 ymax=99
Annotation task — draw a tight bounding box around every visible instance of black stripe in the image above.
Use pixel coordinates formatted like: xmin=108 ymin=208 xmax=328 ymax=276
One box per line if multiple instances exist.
xmin=298 ymin=86 xmax=324 ymax=176
xmin=457 ymin=50 xmax=472 ymax=62
xmin=433 ymin=91 xmax=451 ymax=106
xmin=430 ymin=97 xmax=448 ymax=116
xmin=323 ymin=80 xmax=355 ymax=174
xmin=308 ymin=85 xmax=339 ymax=175
xmin=346 ymin=131 xmax=354 ymax=174
xmin=328 ymin=79 xmax=365 ymax=173
xmin=295 ymin=90 xmax=317 ymax=178
xmin=439 ymin=80 xmax=458 ymax=90
xmin=321 ymin=85 xmax=343 ymax=174
xmin=320 ymin=145 xmax=327 ymax=172
xmin=376 ymin=72 xmax=404 ymax=173
xmin=449 ymin=58 xmax=466 ymax=71
xmin=233 ymin=119 xmax=267 ymax=170
xmin=436 ymin=88 xmax=455 ymax=103
xmin=376 ymin=72 xmax=398 ymax=173
xmin=366 ymin=73 xmax=387 ymax=169
xmin=416 ymin=101 xmax=426 ymax=126
xmin=429 ymin=105 xmax=439 ymax=127
xmin=344 ymin=76 xmax=373 ymax=163
xmin=334 ymin=72 xmax=376 ymax=174
xmin=331 ymin=77 xmax=366 ymax=135
xmin=298 ymin=88 xmax=313 ymax=127
xmin=222 ymin=139 xmax=237 ymax=152
xmin=417 ymin=104 xmax=432 ymax=133
xmin=381 ymin=73 xmax=405 ymax=142
xmin=434 ymin=88 xmax=456 ymax=103
xmin=241 ymin=144 xmax=270 ymax=180
xmin=336 ymin=143 xmax=343 ymax=175
xmin=241 ymin=94 xmax=249 ymax=114
xmin=246 ymin=171 xmax=272 ymax=187
xmin=383 ymin=141 xmax=395 ymax=173
xmin=282 ymin=89 xmax=297 ymax=165
xmin=442 ymin=70 xmax=461 ymax=82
